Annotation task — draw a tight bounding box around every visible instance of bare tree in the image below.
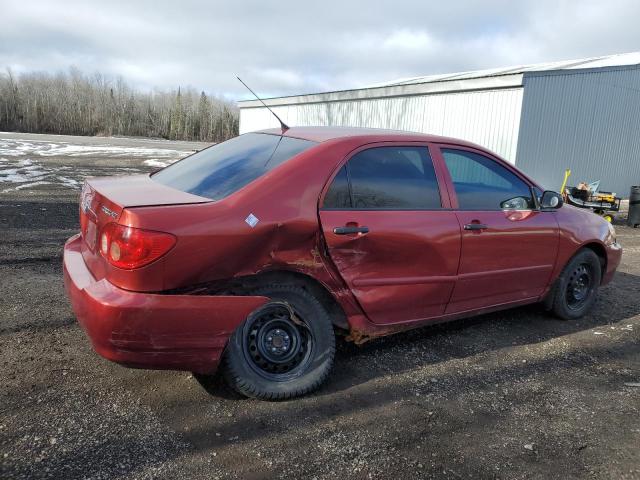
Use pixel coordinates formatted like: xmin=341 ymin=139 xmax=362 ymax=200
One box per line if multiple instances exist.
xmin=0 ymin=68 xmax=238 ymax=142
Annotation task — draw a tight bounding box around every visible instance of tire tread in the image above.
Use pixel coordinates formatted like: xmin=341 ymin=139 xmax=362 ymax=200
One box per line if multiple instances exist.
xmin=222 ymin=284 xmax=335 ymax=400
xmin=551 ymin=248 xmax=602 ymax=320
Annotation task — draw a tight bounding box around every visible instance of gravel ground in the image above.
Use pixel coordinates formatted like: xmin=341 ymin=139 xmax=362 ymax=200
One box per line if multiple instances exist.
xmin=0 ymin=132 xmax=639 ymax=479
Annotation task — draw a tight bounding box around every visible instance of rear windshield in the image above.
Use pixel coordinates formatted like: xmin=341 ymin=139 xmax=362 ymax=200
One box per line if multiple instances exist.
xmin=152 ymin=133 xmax=317 ymax=200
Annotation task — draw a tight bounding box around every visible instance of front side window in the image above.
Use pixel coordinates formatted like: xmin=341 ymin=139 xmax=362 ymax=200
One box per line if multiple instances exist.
xmin=442 ymin=149 xmax=534 ymax=210
xmin=323 ymin=146 xmax=441 ymax=209
xmin=152 ymin=133 xmax=316 ymax=200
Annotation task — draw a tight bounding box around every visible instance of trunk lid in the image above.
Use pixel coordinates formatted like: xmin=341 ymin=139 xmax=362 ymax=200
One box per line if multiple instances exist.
xmin=87 ymin=174 xmax=210 ymax=210
xmin=79 ymin=174 xmax=210 ymax=274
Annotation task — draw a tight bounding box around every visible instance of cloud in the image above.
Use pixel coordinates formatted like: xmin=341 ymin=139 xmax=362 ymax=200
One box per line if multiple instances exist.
xmin=382 ymin=30 xmax=434 ymax=50
xmin=1 ymin=0 xmax=639 ymax=100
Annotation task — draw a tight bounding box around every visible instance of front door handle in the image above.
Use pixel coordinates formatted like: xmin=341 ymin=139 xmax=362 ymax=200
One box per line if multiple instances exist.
xmin=463 ymin=223 xmax=488 ymax=231
xmin=333 ymin=226 xmax=370 ymax=235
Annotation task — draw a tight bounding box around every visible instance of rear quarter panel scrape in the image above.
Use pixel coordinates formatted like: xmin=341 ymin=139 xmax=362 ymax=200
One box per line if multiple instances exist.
xmin=118 ymin=139 xmax=368 ymax=322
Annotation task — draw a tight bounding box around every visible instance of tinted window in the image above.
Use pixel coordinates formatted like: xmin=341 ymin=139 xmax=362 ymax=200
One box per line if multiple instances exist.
xmin=152 ymin=133 xmax=316 ymax=200
xmin=442 ymin=149 xmax=534 ymax=210
xmin=324 ymin=166 xmax=352 ymax=208
xmin=345 ymin=147 xmax=441 ymax=209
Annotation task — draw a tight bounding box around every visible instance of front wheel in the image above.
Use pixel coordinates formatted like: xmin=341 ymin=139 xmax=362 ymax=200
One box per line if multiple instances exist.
xmin=551 ymin=249 xmax=602 ymax=320
xmin=222 ymin=284 xmax=335 ymax=400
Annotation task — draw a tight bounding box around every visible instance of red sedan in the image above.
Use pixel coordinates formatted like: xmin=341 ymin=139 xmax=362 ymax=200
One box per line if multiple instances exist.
xmin=63 ymin=127 xmax=622 ymax=399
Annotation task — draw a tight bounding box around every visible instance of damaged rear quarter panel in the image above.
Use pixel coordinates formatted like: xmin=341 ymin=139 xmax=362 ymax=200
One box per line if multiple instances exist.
xmin=64 ymin=234 xmax=270 ymax=374
xmin=118 ymin=139 xmax=366 ymax=319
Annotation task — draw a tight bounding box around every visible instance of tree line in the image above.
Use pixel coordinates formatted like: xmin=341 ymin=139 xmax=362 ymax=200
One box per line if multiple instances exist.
xmin=0 ymin=68 xmax=238 ymax=142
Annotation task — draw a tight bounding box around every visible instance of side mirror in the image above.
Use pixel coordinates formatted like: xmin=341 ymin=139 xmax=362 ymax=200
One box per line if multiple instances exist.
xmin=540 ymin=190 xmax=563 ymax=209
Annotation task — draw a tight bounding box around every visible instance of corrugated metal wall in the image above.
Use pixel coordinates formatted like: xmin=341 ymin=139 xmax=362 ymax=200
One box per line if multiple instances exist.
xmin=240 ymin=88 xmax=524 ymax=163
xmin=516 ymin=67 xmax=640 ymax=195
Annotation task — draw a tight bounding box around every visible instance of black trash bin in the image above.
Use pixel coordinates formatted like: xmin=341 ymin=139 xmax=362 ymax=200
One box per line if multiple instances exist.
xmin=628 ymin=186 xmax=640 ymax=228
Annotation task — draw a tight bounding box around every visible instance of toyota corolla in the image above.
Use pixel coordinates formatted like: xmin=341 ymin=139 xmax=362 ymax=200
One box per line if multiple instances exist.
xmin=63 ymin=127 xmax=622 ymax=399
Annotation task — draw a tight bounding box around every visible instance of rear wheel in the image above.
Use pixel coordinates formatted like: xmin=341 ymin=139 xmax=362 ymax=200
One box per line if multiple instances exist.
xmin=222 ymin=284 xmax=335 ymax=400
xmin=551 ymin=249 xmax=602 ymax=320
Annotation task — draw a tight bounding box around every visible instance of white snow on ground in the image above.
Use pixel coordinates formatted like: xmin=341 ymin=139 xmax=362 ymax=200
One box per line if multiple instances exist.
xmin=143 ymin=159 xmax=174 ymax=168
xmin=0 ymin=155 xmax=134 ymax=193
xmin=0 ymin=159 xmax=48 ymax=184
xmin=57 ymin=176 xmax=81 ymax=188
xmin=4 ymin=181 xmax=52 ymax=192
xmin=0 ymin=139 xmax=187 ymax=158
xmin=0 ymin=136 xmax=194 ymax=193
xmin=0 ymin=157 xmax=75 ymax=193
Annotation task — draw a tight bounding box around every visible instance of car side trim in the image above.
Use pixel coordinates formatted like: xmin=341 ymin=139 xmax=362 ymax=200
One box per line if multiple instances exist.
xmin=353 ymin=275 xmax=457 ymax=287
xmin=458 ymin=264 xmax=554 ymax=279
xmin=352 ymin=264 xmax=553 ymax=287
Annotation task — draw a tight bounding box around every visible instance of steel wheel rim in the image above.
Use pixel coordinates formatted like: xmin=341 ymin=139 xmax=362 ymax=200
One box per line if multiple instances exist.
xmin=565 ymin=263 xmax=593 ymax=310
xmin=242 ymin=304 xmax=313 ymax=381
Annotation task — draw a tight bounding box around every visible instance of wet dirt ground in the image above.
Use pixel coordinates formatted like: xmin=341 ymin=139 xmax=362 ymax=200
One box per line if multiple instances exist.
xmin=0 ymin=132 xmax=638 ymax=479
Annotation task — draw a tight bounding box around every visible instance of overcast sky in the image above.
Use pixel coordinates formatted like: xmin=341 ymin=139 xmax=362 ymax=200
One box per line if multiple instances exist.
xmin=1 ymin=0 xmax=639 ymax=100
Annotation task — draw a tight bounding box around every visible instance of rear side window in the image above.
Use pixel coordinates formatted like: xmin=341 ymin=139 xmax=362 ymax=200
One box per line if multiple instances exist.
xmin=324 ymin=166 xmax=352 ymax=208
xmin=442 ymin=149 xmax=534 ymax=210
xmin=323 ymin=146 xmax=441 ymax=209
xmin=152 ymin=133 xmax=316 ymax=200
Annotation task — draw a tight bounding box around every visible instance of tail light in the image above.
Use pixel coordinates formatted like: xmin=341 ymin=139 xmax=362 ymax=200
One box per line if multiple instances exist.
xmin=100 ymin=223 xmax=176 ymax=269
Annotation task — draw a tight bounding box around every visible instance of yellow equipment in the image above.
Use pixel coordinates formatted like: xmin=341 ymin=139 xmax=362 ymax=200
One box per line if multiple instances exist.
xmin=560 ymin=169 xmax=571 ymax=196
xmin=560 ymin=169 xmax=620 ymax=222
xmin=594 ymin=192 xmax=616 ymax=203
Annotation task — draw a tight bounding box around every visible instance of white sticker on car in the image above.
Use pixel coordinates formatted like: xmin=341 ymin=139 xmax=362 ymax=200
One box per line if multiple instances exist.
xmin=245 ymin=213 xmax=259 ymax=228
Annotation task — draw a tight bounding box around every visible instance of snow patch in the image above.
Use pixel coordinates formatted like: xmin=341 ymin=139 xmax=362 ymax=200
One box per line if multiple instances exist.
xmin=0 ymin=156 xmax=81 ymax=192
xmin=0 ymin=164 xmax=47 ymax=183
xmin=143 ymin=159 xmax=172 ymax=168
xmin=2 ymin=180 xmax=51 ymax=193
xmin=0 ymin=136 xmax=198 ymax=193
xmin=0 ymin=139 xmax=190 ymax=159
xmin=57 ymin=176 xmax=80 ymax=188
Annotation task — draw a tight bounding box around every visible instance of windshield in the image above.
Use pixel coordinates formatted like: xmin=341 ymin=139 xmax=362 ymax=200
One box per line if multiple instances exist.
xmin=152 ymin=133 xmax=317 ymax=200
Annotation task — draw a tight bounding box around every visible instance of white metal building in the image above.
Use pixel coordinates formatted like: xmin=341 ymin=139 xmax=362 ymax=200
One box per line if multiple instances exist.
xmin=239 ymin=52 xmax=640 ymax=195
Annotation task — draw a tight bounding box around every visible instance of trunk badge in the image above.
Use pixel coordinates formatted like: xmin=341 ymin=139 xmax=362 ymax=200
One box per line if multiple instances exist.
xmin=101 ymin=205 xmax=119 ymax=219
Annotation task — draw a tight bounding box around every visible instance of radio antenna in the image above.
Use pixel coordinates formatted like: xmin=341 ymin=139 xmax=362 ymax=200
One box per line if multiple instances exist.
xmin=236 ymin=76 xmax=289 ymax=134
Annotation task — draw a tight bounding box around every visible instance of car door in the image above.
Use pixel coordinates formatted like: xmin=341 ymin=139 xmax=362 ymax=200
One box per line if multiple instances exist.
xmin=318 ymin=143 xmax=461 ymax=325
xmin=433 ymin=145 xmax=560 ymax=314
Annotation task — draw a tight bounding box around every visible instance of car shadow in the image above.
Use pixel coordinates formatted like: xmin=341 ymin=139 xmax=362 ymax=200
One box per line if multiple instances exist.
xmin=319 ymin=270 xmax=640 ymax=395
xmin=195 ymin=271 xmax=640 ymax=399
xmin=175 ymin=310 xmax=639 ymax=475
xmin=97 ymin=271 xmax=639 ymax=477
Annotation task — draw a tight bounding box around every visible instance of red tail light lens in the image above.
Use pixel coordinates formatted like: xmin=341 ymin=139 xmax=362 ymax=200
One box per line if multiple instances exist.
xmin=100 ymin=223 xmax=176 ymax=270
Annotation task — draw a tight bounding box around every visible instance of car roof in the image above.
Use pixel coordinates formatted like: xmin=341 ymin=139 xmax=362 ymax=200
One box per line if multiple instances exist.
xmin=256 ymin=126 xmax=541 ymax=188
xmin=256 ymin=126 xmax=482 ymax=148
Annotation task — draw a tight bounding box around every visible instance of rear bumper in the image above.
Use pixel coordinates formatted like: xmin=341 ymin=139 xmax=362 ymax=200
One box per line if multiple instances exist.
xmin=63 ymin=234 xmax=268 ymax=374
xmin=602 ymin=241 xmax=622 ymax=285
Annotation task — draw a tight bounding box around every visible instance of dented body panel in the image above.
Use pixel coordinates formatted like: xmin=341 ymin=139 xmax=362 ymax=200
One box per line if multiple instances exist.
xmin=64 ymin=234 xmax=268 ymax=373
xmin=64 ymin=127 xmax=622 ymax=372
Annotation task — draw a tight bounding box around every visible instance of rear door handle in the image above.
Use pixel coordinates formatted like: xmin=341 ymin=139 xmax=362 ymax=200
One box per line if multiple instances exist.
xmin=463 ymin=223 xmax=488 ymax=231
xmin=333 ymin=226 xmax=370 ymax=235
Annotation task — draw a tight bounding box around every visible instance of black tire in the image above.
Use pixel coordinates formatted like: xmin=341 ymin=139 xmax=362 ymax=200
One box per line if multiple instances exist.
xmin=222 ymin=284 xmax=335 ymax=400
xmin=551 ymin=249 xmax=602 ymax=320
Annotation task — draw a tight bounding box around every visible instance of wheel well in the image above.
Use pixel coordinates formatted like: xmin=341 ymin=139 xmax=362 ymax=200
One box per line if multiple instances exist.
xmin=256 ymin=271 xmax=349 ymax=330
xmin=544 ymin=242 xmax=608 ymax=310
xmin=209 ymin=270 xmax=349 ymax=330
xmin=582 ymin=242 xmax=607 ymax=279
